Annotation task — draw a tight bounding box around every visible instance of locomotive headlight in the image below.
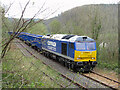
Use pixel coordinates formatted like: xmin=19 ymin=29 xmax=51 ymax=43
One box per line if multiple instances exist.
xmin=92 ymin=58 xmax=95 ymax=59
xmin=77 ymin=57 xmax=82 ymax=60
xmin=77 ymin=58 xmax=81 ymax=60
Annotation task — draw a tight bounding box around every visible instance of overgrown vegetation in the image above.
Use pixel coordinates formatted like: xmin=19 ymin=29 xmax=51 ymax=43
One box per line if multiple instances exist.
xmin=25 ymin=20 xmax=48 ymax=35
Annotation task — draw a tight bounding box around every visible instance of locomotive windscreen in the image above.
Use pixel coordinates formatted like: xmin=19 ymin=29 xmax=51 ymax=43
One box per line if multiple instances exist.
xmin=76 ymin=43 xmax=86 ymax=50
xmin=86 ymin=42 xmax=95 ymax=50
xmin=76 ymin=42 xmax=96 ymax=50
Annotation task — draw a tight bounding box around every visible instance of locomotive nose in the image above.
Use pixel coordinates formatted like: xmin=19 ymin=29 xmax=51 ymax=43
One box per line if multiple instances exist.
xmin=74 ymin=51 xmax=96 ymax=62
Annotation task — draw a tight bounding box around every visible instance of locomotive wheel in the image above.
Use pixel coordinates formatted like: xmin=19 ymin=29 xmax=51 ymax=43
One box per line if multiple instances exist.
xmin=64 ymin=61 xmax=67 ymax=67
xmin=35 ymin=46 xmax=37 ymax=50
xmin=48 ymin=53 xmax=52 ymax=59
xmin=60 ymin=60 xmax=65 ymax=66
xmin=71 ymin=63 xmax=74 ymax=69
xmin=83 ymin=64 xmax=91 ymax=73
xmin=46 ymin=53 xmax=50 ymax=58
xmin=46 ymin=53 xmax=48 ymax=58
xmin=37 ymin=48 xmax=41 ymax=52
xmin=67 ymin=63 xmax=71 ymax=69
xmin=56 ymin=56 xmax=59 ymax=62
xmin=73 ymin=67 xmax=79 ymax=72
xmin=43 ymin=52 xmax=46 ymax=56
xmin=72 ymin=65 xmax=82 ymax=72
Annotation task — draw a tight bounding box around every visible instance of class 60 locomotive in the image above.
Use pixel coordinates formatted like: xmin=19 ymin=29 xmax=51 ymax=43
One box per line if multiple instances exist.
xmin=8 ymin=32 xmax=97 ymax=72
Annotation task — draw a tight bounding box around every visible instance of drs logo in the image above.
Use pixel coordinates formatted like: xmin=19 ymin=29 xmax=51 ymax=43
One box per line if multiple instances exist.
xmin=47 ymin=41 xmax=56 ymax=51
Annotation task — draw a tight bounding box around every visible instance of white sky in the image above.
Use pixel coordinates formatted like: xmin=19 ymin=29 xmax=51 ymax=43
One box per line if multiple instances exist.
xmin=0 ymin=0 xmax=119 ymax=19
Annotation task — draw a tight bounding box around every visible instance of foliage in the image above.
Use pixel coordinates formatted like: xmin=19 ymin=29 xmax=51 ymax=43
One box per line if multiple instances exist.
xmin=26 ymin=21 xmax=48 ymax=35
xmin=91 ymin=13 xmax=101 ymax=40
xmin=2 ymin=43 xmax=61 ymax=88
xmin=2 ymin=16 xmax=13 ymax=39
xmin=49 ymin=19 xmax=61 ymax=34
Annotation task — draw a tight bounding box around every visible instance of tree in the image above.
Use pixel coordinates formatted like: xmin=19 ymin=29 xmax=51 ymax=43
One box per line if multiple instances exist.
xmin=27 ymin=22 xmax=47 ymax=35
xmin=91 ymin=13 xmax=102 ymax=40
xmin=49 ymin=19 xmax=61 ymax=34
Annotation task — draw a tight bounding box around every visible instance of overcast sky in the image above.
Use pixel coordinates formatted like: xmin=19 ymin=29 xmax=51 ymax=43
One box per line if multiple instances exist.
xmin=0 ymin=0 xmax=119 ymax=19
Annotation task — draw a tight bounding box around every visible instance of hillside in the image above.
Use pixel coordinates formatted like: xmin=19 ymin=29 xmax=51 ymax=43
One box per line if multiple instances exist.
xmin=45 ymin=4 xmax=118 ymax=34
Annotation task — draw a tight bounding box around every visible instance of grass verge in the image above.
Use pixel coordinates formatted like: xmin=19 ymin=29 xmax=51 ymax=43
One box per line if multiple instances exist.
xmin=2 ymin=42 xmax=66 ymax=88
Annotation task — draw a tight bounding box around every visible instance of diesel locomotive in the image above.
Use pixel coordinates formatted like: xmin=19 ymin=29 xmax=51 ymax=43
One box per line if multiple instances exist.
xmin=9 ymin=32 xmax=97 ymax=72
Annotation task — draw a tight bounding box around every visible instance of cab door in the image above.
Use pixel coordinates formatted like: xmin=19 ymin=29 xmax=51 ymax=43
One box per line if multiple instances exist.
xmin=68 ymin=43 xmax=74 ymax=58
xmin=61 ymin=43 xmax=67 ymax=56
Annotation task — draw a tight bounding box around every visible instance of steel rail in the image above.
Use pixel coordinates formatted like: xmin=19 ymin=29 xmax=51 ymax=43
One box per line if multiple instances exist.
xmin=81 ymin=73 xmax=118 ymax=90
xmin=91 ymin=71 xmax=120 ymax=84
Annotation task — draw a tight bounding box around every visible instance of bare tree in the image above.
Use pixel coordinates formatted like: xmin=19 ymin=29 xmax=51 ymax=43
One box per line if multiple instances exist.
xmin=1 ymin=0 xmax=58 ymax=58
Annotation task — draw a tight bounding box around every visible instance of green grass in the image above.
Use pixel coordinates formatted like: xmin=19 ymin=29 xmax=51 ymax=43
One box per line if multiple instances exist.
xmin=97 ymin=60 xmax=118 ymax=72
xmin=2 ymin=41 xmax=77 ymax=88
xmin=2 ymin=43 xmax=63 ymax=88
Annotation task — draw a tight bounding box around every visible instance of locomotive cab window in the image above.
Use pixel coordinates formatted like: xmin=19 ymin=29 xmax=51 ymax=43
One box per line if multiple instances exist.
xmin=86 ymin=42 xmax=95 ymax=50
xmin=76 ymin=43 xmax=85 ymax=50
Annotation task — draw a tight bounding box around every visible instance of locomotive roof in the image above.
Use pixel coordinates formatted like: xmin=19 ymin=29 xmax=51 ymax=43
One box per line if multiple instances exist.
xmin=43 ymin=34 xmax=95 ymax=42
xmin=69 ymin=35 xmax=95 ymax=42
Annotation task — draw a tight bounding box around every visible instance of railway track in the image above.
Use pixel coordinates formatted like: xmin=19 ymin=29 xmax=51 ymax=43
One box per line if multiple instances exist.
xmin=15 ymin=40 xmax=87 ymax=89
xmin=91 ymin=71 xmax=120 ymax=84
xmin=90 ymin=71 xmax=119 ymax=89
xmin=15 ymin=39 xmax=119 ymax=89
xmin=81 ymin=72 xmax=118 ymax=90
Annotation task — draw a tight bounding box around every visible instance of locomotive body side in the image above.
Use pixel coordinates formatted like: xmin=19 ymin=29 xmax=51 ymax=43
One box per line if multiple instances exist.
xmin=42 ymin=37 xmax=75 ymax=61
